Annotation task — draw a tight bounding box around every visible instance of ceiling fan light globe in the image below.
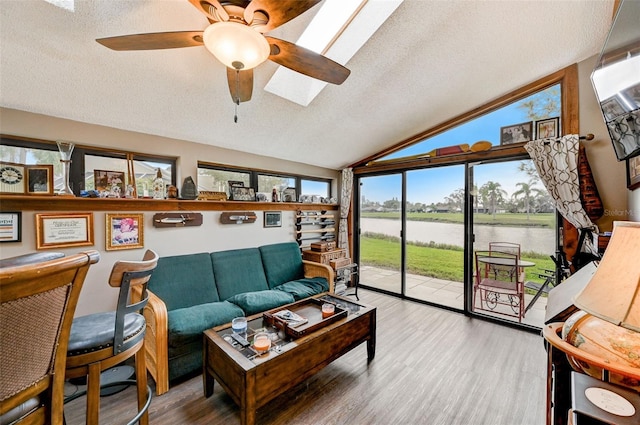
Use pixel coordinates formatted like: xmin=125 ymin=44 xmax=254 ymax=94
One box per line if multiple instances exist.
xmin=203 ymin=22 xmax=270 ymax=70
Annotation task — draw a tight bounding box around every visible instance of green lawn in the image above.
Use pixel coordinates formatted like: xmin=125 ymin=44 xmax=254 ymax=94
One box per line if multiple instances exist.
xmin=360 ymin=235 xmax=554 ymax=284
xmin=362 ymin=211 xmax=555 ymax=228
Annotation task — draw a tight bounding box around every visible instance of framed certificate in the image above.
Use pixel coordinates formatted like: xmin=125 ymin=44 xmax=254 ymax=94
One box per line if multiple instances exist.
xmin=0 ymin=212 xmax=21 ymax=243
xmin=35 ymin=212 xmax=94 ymax=250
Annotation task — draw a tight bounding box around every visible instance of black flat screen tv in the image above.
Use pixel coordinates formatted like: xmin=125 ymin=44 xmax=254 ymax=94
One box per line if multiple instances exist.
xmin=591 ymin=0 xmax=640 ymax=161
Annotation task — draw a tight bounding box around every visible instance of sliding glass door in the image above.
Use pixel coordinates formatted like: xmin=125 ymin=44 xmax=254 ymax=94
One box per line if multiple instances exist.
xmin=358 ymin=174 xmax=403 ymax=295
xmin=404 ymin=166 xmax=465 ymax=309
xmin=470 ymin=159 xmax=557 ymax=325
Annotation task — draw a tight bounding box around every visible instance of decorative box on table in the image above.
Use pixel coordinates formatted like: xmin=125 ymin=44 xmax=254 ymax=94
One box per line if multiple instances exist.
xmin=302 ymin=248 xmax=346 ymax=265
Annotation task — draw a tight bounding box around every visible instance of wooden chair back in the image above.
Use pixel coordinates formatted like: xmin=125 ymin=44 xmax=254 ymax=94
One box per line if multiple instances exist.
xmin=0 ymin=250 xmax=99 ymax=425
xmin=110 ymin=250 xmax=158 ymax=355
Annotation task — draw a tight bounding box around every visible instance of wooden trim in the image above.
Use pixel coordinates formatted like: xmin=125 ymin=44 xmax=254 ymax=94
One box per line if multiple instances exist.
xmin=0 ymin=195 xmax=338 ymax=213
xmin=351 ymin=64 xmax=579 ymax=171
xmin=354 ymin=144 xmax=529 ymax=175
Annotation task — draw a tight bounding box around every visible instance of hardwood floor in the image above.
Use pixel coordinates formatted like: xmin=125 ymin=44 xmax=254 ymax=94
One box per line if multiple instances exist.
xmin=63 ymin=290 xmax=547 ymax=424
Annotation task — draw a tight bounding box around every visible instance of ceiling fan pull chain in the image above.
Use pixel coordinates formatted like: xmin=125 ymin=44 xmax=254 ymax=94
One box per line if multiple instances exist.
xmin=234 ymin=69 xmax=240 ymax=123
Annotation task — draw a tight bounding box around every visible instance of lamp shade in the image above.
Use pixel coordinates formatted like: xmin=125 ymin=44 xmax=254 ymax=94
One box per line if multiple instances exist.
xmin=202 ymin=22 xmax=270 ymax=70
xmin=573 ymin=221 xmax=640 ymax=332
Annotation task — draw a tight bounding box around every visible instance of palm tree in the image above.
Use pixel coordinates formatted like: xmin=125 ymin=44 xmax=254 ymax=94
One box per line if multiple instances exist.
xmin=479 ymin=181 xmax=507 ymax=219
xmin=513 ymin=180 xmax=544 ymax=220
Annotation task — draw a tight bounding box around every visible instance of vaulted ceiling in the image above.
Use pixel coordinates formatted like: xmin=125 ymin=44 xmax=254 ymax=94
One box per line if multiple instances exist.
xmin=0 ymin=0 xmax=615 ymax=170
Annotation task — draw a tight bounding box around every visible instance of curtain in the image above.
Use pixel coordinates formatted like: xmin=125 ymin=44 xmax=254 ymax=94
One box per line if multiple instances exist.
xmin=338 ymin=167 xmax=353 ymax=258
xmin=524 ymin=134 xmax=599 ymax=255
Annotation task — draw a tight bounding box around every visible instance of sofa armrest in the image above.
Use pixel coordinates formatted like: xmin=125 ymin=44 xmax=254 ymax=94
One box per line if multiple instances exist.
xmin=132 ymin=287 xmax=170 ymax=396
xmin=303 ymin=260 xmax=335 ymax=293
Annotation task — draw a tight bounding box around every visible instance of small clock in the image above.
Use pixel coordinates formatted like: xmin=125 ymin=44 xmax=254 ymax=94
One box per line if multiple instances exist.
xmin=0 ymin=162 xmax=26 ymax=194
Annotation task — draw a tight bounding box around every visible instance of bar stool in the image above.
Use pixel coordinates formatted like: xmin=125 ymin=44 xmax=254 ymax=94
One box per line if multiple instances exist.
xmin=65 ymin=250 xmax=158 ymax=425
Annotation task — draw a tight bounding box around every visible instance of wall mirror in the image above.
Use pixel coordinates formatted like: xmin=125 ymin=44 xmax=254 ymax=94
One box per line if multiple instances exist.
xmin=591 ymin=0 xmax=640 ymax=161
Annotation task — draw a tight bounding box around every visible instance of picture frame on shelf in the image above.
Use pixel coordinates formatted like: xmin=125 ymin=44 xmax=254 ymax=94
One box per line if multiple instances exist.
xmin=36 ymin=212 xmax=94 ymax=250
xmin=627 ymin=154 xmax=640 ymax=190
xmin=0 ymin=211 xmax=21 ymax=243
xmin=264 ymin=211 xmax=282 ymax=228
xmin=0 ymin=161 xmax=26 ymax=195
xmin=94 ymin=169 xmax=126 ymax=198
xmin=282 ymin=187 xmax=297 ymax=202
xmin=26 ymin=164 xmax=54 ymax=195
xmin=227 ymin=180 xmax=245 ymax=188
xmin=230 ymin=186 xmax=255 ymax=201
xmin=106 ymin=213 xmax=144 ymax=251
xmin=534 ymin=117 xmax=560 ymax=139
xmin=500 ymin=121 xmax=533 ymax=145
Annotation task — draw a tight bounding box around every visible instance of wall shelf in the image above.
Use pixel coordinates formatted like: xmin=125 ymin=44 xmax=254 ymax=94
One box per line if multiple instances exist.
xmin=0 ymin=195 xmax=339 ymax=213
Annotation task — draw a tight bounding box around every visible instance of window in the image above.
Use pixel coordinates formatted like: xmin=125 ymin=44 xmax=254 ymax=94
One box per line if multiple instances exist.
xmin=381 ymin=84 xmax=561 ymax=162
xmin=1 ymin=136 xmax=176 ymax=196
xmin=198 ymin=162 xmax=332 ymax=201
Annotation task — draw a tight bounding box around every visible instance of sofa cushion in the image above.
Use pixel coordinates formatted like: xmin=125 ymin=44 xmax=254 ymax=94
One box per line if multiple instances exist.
xmin=259 ymin=242 xmax=305 ymax=289
xmin=148 ymin=253 xmax=219 ymax=311
xmin=274 ymin=277 xmax=329 ymax=300
xmin=167 ymin=301 xmax=243 ymax=347
xmin=211 ymin=248 xmax=269 ymax=300
xmin=227 ymin=290 xmax=295 ymax=316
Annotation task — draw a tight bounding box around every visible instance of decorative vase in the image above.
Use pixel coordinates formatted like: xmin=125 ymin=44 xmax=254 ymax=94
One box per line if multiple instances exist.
xmin=56 ymin=141 xmax=75 ymax=196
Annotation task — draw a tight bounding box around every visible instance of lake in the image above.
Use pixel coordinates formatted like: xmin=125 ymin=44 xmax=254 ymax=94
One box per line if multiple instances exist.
xmin=360 ymin=218 xmax=555 ymax=254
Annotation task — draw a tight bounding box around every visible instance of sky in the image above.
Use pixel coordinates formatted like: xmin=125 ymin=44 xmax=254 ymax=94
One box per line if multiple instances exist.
xmin=360 ymin=87 xmax=560 ymax=205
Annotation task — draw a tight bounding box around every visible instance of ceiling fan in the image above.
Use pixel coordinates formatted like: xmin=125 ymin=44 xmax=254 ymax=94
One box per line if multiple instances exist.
xmin=96 ymin=0 xmax=350 ymax=105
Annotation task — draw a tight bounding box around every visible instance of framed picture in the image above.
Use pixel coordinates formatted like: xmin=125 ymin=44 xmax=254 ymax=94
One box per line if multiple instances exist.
xmin=230 ymin=186 xmax=256 ymax=201
xmin=282 ymin=187 xmax=297 ymax=202
xmin=106 ymin=213 xmax=144 ymax=251
xmin=0 ymin=161 xmax=27 ymax=195
xmin=601 ymin=96 xmax=627 ymax=121
xmin=227 ymin=180 xmax=245 ymax=188
xmin=500 ymin=121 xmax=533 ymax=145
xmin=36 ymin=212 xmax=94 ymax=250
xmin=26 ymin=164 xmax=54 ymax=195
xmin=94 ymin=170 xmax=126 ymax=198
xmin=627 ymin=155 xmax=640 ymax=190
xmin=535 ymin=117 xmax=560 ymax=139
xmin=0 ymin=212 xmax=21 ymax=243
xmin=264 ymin=211 xmax=282 ymax=228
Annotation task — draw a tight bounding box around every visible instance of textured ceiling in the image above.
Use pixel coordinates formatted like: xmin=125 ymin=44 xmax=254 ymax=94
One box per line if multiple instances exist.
xmin=0 ymin=0 xmax=614 ymax=170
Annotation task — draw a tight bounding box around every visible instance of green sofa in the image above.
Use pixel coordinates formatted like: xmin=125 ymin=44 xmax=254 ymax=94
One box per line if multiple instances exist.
xmin=138 ymin=242 xmax=334 ymax=395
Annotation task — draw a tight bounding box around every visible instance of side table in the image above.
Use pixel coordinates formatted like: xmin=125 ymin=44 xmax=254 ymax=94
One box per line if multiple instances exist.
xmin=335 ymin=263 xmax=359 ymax=300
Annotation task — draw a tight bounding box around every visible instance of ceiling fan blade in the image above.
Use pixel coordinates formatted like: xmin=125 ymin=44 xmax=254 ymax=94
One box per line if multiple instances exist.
xmin=266 ymin=37 xmax=350 ymax=85
xmin=226 ymin=68 xmax=254 ymax=103
xmin=96 ymin=31 xmax=204 ymax=51
xmin=244 ymin=0 xmax=321 ymax=32
xmin=188 ymin=0 xmax=229 ymax=22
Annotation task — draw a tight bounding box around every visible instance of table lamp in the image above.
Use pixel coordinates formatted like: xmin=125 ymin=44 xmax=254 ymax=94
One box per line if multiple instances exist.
xmin=573 ymin=221 xmax=640 ymax=333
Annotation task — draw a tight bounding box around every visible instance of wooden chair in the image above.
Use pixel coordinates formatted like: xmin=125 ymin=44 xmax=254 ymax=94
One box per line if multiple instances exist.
xmin=474 ymin=250 xmax=525 ymax=322
xmin=0 ymin=250 xmax=100 ymax=425
xmin=65 ymin=250 xmax=158 ymax=425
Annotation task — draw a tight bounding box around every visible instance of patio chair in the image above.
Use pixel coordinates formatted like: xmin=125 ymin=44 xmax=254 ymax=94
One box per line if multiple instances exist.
xmin=474 ymin=250 xmax=525 ymax=322
xmin=0 ymin=250 xmax=99 ymax=425
xmin=489 ymin=241 xmax=526 ymax=283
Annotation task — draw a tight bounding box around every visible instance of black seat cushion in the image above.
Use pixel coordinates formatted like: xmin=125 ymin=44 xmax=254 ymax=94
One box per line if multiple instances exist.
xmin=67 ymin=312 xmax=145 ymax=356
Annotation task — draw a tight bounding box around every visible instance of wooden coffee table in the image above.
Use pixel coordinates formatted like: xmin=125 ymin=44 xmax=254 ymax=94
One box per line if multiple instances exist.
xmin=203 ymin=293 xmax=376 ymax=425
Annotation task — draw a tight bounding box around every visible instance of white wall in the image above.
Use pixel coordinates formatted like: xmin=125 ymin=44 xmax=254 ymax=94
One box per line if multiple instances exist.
xmin=0 ymin=108 xmax=340 ymax=316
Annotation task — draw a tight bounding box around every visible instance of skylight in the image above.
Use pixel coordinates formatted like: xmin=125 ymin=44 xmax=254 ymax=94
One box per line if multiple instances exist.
xmin=44 ymin=0 xmax=74 ymax=12
xmin=264 ymin=0 xmax=403 ymax=106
